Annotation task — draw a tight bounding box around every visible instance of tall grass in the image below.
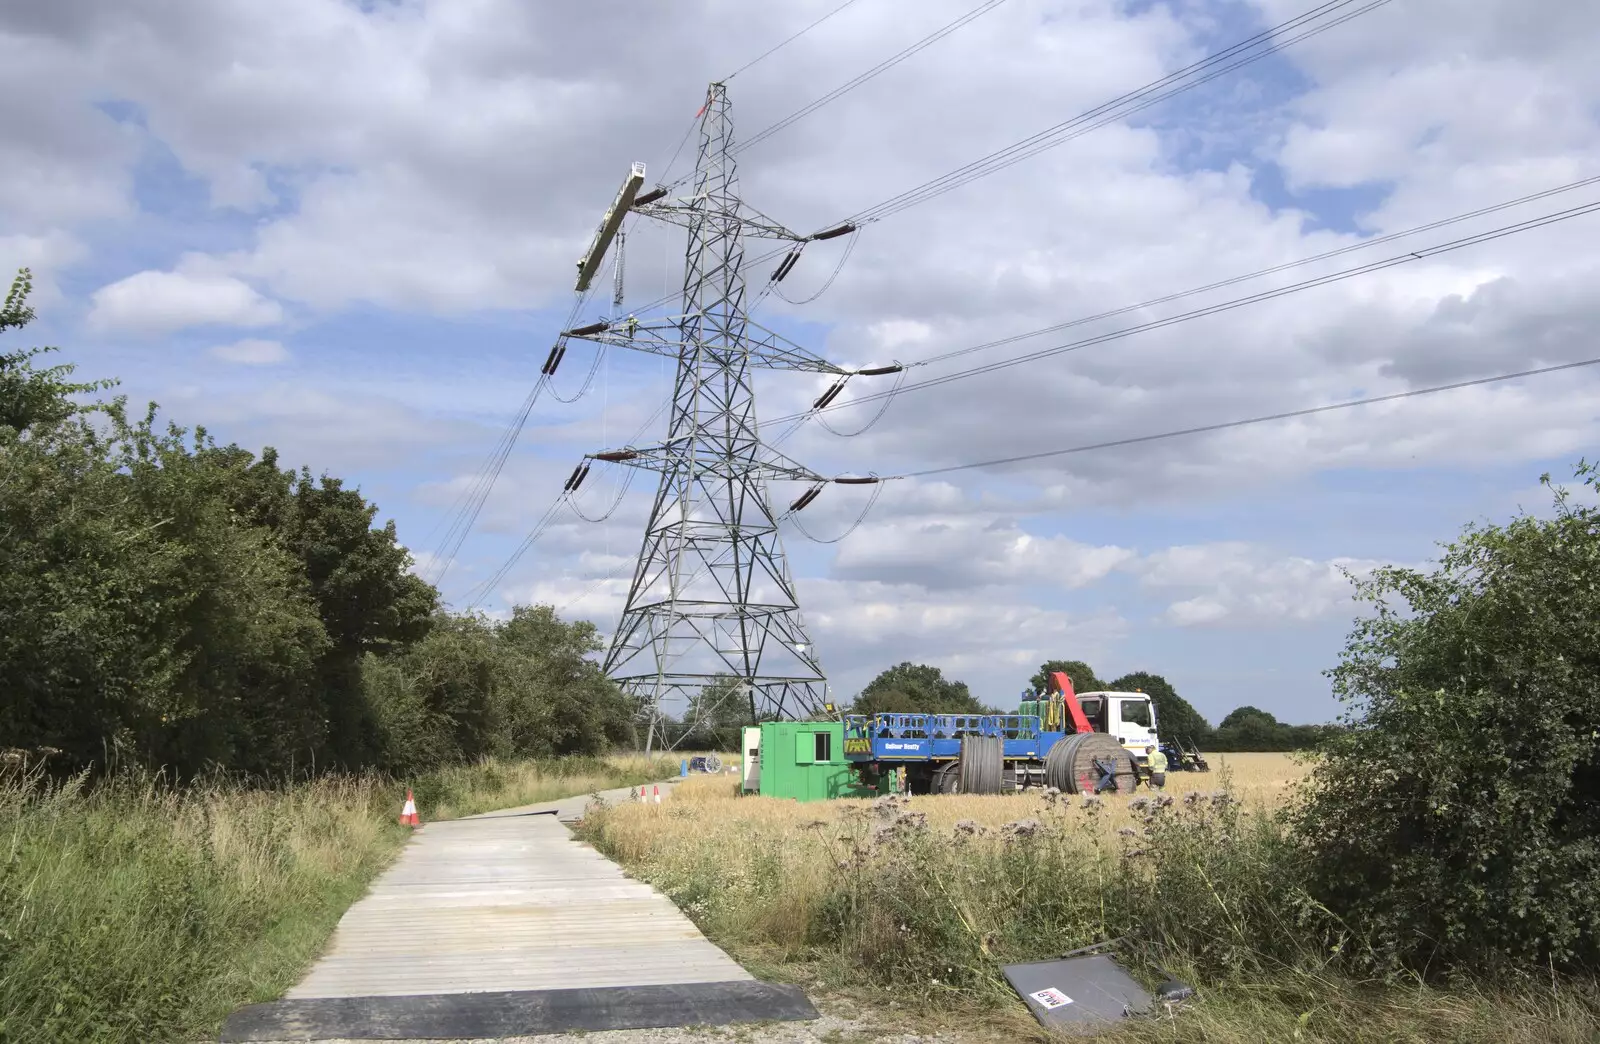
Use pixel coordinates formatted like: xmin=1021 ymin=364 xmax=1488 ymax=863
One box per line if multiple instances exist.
xmin=0 ymin=754 xmax=674 ymax=1043
xmin=576 ymin=759 xmax=1600 ymax=1043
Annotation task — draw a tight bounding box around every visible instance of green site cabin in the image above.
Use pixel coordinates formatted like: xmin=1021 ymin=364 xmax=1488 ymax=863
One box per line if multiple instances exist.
xmin=742 ymin=721 xmax=879 ymax=802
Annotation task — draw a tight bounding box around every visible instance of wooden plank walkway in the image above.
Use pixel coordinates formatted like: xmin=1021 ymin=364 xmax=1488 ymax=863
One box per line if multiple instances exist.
xmin=286 ymin=784 xmax=748 ymax=1000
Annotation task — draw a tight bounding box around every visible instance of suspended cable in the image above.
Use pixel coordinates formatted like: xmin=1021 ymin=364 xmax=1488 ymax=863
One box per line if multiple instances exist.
xmin=916 ymin=173 xmax=1600 ymax=370
xmin=425 ymin=275 xmax=610 ymax=586
xmin=851 ymin=0 xmax=1395 ymax=225
xmin=734 ymin=0 xmax=1013 ymax=157
xmin=643 ymin=1 xmax=1397 ymax=321
xmin=879 ymin=356 xmax=1600 ymax=480
xmin=460 ymin=182 xmax=1600 ymax=607
xmin=789 ymin=479 xmax=884 ymax=543
xmin=723 ymin=0 xmax=868 ymax=82
xmin=814 ymin=365 xmax=907 ymax=437
xmin=658 ymin=116 xmax=701 ymax=190
xmin=773 ymin=230 xmax=859 ymax=305
xmin=425 ymin=375 xmax=549 ymax=587
xmin=761 ymin=196 xmax=1600 ymax=427
xmin=568 ymin=464 xmax=638 ymax=523
xmin=548 ymin=341 xmax=607 ymax=403
xmin=463 ymin=495 xmax=568 ymax=610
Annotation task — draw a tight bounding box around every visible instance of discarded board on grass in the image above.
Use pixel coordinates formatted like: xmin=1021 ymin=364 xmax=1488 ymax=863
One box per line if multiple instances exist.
xmin=1002 ymin=951 xmax=1192 ymax=1033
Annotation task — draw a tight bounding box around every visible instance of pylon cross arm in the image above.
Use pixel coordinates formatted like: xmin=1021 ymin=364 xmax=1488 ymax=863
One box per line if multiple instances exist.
xmin=587 ymin=443 xmax=824 ymax=484
xmin=632 ymin=199 xmax=802 ymax=242
xmin=563 ymin=315 xmax=847 ymax=374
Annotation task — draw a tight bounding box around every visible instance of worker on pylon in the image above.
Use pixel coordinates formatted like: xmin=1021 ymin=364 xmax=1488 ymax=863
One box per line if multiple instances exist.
xmin=1145 ymin=744 xmax=1168 ymax=790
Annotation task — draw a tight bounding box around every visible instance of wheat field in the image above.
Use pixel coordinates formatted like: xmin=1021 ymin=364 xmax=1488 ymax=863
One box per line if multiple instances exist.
xmin=576 ymin=752 xmax=1310 ymax=955
xmin=589 ymin=750 xmax=1308 ymax=860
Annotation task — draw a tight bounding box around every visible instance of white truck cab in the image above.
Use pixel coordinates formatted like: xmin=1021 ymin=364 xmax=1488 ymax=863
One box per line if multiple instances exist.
xmin=1073 ymin=691 xmax=1158 ymax=760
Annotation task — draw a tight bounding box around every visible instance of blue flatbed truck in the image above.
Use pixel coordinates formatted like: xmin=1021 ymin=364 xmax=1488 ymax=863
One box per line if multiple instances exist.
xmin=839 ymin=671 xmax=1190 ymax=795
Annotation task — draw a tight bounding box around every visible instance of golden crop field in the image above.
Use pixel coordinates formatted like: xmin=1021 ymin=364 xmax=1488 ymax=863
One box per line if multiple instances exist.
xmin=594 ymin=750 xmax=1307 ymax=855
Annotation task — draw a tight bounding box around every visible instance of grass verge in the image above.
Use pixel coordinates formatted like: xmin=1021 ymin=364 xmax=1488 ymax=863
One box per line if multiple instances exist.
xmin=576 ymin=768 xmax=1600 ymax=1044
xmin=0 ymin=754 xmax=674 ymax=1043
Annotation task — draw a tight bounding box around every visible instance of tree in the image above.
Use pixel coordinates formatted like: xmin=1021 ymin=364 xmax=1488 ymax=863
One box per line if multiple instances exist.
xmin=1218 ymin=706 xmax=1275 ymax=730
xmin=0 ymin=269 xmax=114 ymax=431
xmin=1108 ymin=671 xmax=1212 ymax=743
xmin=199 ymin=444 xmax=439 ymax=766
xmin=493 ymin=605 xmax=635 ymax=757
xmin=0 ymin=270 xmax=435 ymax=776
xmin=0 ymin=400 xmax=331 ymax=776
xmin=362 ymin=605 xmax=636 ymax=773
xmin=1028 ymin=659 xmax=1103 ymax=697
xmin=1293 ymin=462 xmax=1600 ymax=976
xmin=1213 ymin=707 xmax=1285 ymax=751
xmin=851 ymin=662 xmax=990 ymax=715
xmin=1 ymin=270 xmax=635 ymax=779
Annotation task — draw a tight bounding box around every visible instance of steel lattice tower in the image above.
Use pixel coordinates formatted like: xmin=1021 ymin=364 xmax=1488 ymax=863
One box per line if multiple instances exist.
xmin=563 ymin=82 xmax=881 ymax=750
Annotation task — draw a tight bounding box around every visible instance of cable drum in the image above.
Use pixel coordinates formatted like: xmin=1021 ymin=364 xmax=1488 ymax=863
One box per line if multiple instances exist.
xmin=958 ymin=735 xmax=1004 ymax=795
xmin=1045 ymin=733 xmax=1136 ymax=795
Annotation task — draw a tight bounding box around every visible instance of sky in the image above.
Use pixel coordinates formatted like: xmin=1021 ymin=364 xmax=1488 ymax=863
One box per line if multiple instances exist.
xmin=4 ymin=0 xmax=1599 ymax=726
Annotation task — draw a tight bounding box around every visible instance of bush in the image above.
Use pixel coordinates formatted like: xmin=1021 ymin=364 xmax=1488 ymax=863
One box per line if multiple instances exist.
xmin=1294 ymin=463 xmax=1600 ymax=976
xmin=362 ymin=607 xmax=637 ymax=773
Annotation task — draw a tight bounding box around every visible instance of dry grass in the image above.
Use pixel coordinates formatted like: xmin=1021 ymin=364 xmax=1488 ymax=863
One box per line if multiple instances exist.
xmin=577 ymin=751 xmax=1600 ymax=1043
xmin=594 ymin=751 xmax=1307 ymax=857
xmin=578 ymin=753 xmax=1307 ymax=959
xmin=0 ymin=753 xmax=677 ymax=1044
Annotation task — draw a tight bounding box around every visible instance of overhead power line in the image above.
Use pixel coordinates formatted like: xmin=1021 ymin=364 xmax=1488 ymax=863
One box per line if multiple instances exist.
xmin=724 ymin=0 xmax=869 ymax=81
xmin=850 ymin=0 xmax=1395 ymax=224
xmin=423 ymin=376 xmax=548 ymax=587
xmin=515 ymin=353 xmax=1600 ymax=606
xmin=734 ymin=0 xmax=1014 ymax=156
xmin=915 ymin=173 xmax=1600 ymax=370
xmin=423 ymin=285 xmax=602 ymax=587
xmin=766 ymin=195 xmax=1600 ymax=427
xmin=630 ymin=0 xmax=1395 ymax=322
xmin=468 ymin=182 xmax=1600 ymax=603
xmin=886 ymin=356 xmax=1600 ymax=480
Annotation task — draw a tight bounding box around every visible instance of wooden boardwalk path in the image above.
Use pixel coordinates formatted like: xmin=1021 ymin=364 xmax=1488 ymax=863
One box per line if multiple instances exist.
xmin=221 ymin=782 xmax=813 ymax=1041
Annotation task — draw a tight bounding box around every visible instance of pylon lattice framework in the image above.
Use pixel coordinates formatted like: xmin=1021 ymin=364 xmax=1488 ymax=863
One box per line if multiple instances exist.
xmin=564 ymin=82 xmax=870 ymax=751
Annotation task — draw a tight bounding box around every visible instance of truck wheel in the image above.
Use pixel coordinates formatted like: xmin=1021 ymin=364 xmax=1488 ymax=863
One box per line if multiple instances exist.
xmin=934 ymin=762 xmax=961 ymax=794
xmin=959 ymin=735 xmax=1003 ymax=795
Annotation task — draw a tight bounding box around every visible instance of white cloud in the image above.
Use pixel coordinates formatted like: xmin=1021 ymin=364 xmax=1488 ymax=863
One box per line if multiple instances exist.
xmin=406 ymin=549 xmax=443 ymax=579
xmin=88 ymin=260 xmax=283 ymax=335
xmin=0 ymin=230 xmax=86 ymax=307
xmin=6 ymin=0 xmax=1600 ymax=719
xmin=800 ymin=578 xmax=1128 ymax=700
xmin=1134 ymin=542 xmax=1387 ymax=628
xmin=831 ymin=514 xmax=1133 ymax=591
xmin=210 ymin=337 xmax=289 ymax=364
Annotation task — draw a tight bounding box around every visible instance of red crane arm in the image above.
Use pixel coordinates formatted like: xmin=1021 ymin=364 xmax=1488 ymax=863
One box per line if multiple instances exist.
xmin=1049 ymin=671 xmax=1095 ymax=734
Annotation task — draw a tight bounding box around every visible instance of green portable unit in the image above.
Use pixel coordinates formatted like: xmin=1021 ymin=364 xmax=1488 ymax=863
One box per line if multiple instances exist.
xmin=755 ymin=721 xmax=873 ymax=802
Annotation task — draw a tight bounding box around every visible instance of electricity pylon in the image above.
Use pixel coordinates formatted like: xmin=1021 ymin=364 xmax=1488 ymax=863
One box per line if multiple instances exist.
xmin=560 ymin=81 xmax=892 ymax=751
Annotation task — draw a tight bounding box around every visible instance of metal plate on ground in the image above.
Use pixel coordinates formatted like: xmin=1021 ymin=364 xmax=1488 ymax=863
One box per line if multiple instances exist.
xmin=218 ymin=980 xmax=818 ymax=1041
xmin=1001 ymin=954 xmax=1153 ymax=1031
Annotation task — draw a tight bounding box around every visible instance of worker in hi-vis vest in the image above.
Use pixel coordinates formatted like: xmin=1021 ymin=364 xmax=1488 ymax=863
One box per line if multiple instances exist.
xmin=1145 ymin=745 xmax=1168 ymax=790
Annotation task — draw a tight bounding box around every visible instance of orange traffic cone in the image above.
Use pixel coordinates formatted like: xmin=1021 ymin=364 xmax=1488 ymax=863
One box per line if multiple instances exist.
xmin=399 ymin=789 xmax=421 ymax=827
xmin=653 ymin=785 xmax=661 ymax=805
